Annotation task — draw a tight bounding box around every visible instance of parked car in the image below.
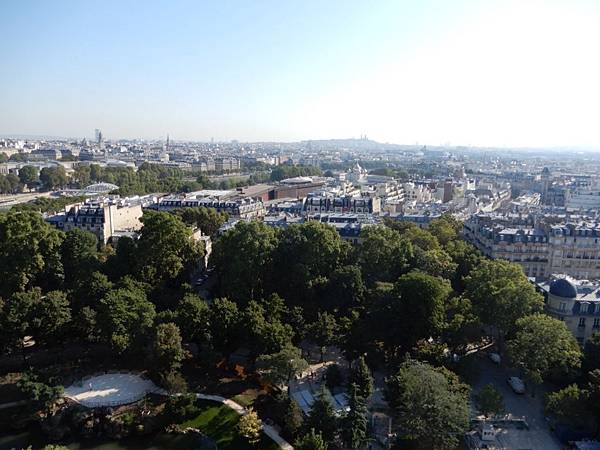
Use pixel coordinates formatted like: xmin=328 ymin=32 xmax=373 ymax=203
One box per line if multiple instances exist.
xmin=507 ymin=376 xmax=525 ymax=394
xmin=489 ymin=352 xmax=501 ymax=364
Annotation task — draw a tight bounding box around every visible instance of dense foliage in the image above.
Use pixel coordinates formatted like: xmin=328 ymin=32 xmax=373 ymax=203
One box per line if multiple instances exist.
xmin=0 ymin=206 xmax=591 ymax=448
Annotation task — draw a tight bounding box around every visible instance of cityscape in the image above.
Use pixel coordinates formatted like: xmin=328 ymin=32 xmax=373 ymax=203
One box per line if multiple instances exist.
xmin=2 ymin=2 xmax=600 ymax=450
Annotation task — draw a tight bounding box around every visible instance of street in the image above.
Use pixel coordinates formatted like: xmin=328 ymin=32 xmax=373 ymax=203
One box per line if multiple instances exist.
xmin=472 ymin=355 xmax=563 ymax=450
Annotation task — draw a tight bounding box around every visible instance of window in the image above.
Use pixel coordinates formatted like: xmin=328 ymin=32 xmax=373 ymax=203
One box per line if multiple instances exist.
xmin=579 ymin=317 xmax=586 ymax=328
xmin=594 ymin=318 xmax=600 ymax=329
xmin=559 ymin=302 xmax=567 ymax=311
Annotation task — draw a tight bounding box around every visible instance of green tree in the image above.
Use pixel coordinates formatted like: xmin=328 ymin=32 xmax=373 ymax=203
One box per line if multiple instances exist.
xmin=403 ymin=226 xmax=440 ymax=251
xmin=9 ymin=153 xmax=26 ymax=162
xmin=89 ymin=163 xmax=104 ymax=181
xmin=151 ymin=322 xmax=185 ymax=373
xmin=256 ymin=344 xmax=308 ymax=387
xmin=243 ymin=300 xmax=294 ymax=355
xmin=174 ymin=293 xmax=210 ymax=343
xmin=33 ymin=290 xmax=71 ymax=345
xmin=0 ymin=289 xmax=39 ymax=356
xmin=444 ymin=240 xmax=482 ymax=291
xmin=212 ymin=221 xmax=279 ymax=302
xmin=375 ymin=272 xmax=451 ymax=355
xmin=0 ymin=210 xmax=64 ymax=297
xmin=308 ymin=312 xmax=338 ymax=362
xmin=18 ymin=165 xmax=39 ymax=188
xmin=18 ymin=372 xmax=64 ymax=414
xmin=324 ymin=265 xmax=365 ymax=310
xmin=7 ymin=173 xmax=22 ymax=193
xmin=341 ymin=383 xmax=369 ymax=450
xmin=584 ymin=331 xmax=600 ymax=373
xmin=106 ymin=235 xmax=138 ymax=279
xmin=324 ymin=364 xmax=343 ymax=389
xmin=0 ymin=288 xmax=71 ymax=353
xmin=477 ymin=384 xmax=504 ymax=417
xmin=464 ymin=259 xmax=544 ymax=339
xmin=508 ymin=313 xmax=581 ymax=388
xmin=136 ymin=211 xmax=204 ymax=287
xmin=357 ymin=225 xmax=413 ymax=284
xmin=350 ymin=356 xmax=374 ymax=399
xmin=174 ymin=206 xmax=228 ymax=236
xmin=71 ymin=270 xmax=112 ymax=310
xmin=97 ymin=287 xmax=156 ymax=353
xmin=586 ymin=369 xmax=600 ymax=435
xmin=39 ymin=166 xmax=68 ymax=190
xmin=238 ymin=408 xmax=262 ymax=445
xmin=385 ymin=360 xmax=470 ymax=450
xmin=158 ymin=370 xmax=188 ymax=394
xmin=444 ymin=295 xmax=482 ymax=356
xmin=209 ymin=297 xmax=241 ymax=353
xmin=304 ymin=389 xmax=338 ymax=444
xmin=72 ymin=164 xmax=91 ymax=187
xmin=295 ymin=429 xmax=327 ymax=450
xmin=414 ymin=248 xmax=457 ymax=280
xmin=428 ymin=215 xmax=461 ymax=246
xmin=272 ymin=222 xmax=350 ymax=305
xmin=283 ymin=398 xmax=304 ymax=438
xmin=546 ymin=384 xmax=589 ymax=427
xmin=60 ymin=228 xmax=98 ymax=288
xmin=164 ymin=393 xmax=197 ymax=421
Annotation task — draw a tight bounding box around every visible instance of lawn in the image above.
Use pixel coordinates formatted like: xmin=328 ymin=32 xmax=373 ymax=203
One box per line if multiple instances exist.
xmin=181 ymin=400 xmax=279 ymax=450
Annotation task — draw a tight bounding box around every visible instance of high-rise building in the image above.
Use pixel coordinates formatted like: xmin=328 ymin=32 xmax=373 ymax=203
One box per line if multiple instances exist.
xmin=94 ymin=129 xmax=102 ymax=144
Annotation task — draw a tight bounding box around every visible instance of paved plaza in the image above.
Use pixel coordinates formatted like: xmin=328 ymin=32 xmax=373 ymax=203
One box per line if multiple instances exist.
xmin=64 ymin=373 xmax=162 ymax=407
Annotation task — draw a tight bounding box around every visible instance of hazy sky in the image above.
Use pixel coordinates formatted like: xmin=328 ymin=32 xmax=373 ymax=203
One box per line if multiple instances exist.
xmin=2 ymin=0 xmax=600 ymax=147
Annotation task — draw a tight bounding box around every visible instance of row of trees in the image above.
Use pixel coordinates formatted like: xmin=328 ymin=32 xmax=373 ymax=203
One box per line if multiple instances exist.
xmin=0 ymin=166 xmax=69 ymax=193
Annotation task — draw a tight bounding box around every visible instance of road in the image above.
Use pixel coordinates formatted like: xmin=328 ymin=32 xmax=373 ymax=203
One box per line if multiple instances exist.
xmin=0 ymin=191 xmax=54 ymax=208
xmin=473 ymin=355 xmax=563 ymax=450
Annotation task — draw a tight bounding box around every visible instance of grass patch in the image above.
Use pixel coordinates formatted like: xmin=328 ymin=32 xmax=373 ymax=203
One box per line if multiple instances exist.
xmin=232 ymin=388 xmax=261 ymax=407
xmin=181 ymin=400 xmax=278 ymax=450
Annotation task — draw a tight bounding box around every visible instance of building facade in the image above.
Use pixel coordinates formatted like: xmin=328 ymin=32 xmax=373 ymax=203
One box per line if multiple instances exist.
xmin=303 ymin=194 xmax=381 ymax=215
xmin=47 ymin=199 xmax=143 ymax=244
xmin=540 ymin=276 xmax=600 ymax=345
xmin=464 ymin=214 xmax=600 ymax=280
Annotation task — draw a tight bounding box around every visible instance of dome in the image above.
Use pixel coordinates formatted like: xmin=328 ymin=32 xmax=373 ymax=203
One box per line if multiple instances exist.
xmin=549 ymin=278 xmax=578 ymax=298
xmin=280 ymin=176 xmax=313 ymax=184
xmin=83 ymin=182 xmax=119 ymax=193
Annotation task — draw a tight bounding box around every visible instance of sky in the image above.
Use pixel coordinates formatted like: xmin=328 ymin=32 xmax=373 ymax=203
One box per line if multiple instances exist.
xmin=1 ymin=0 xmax=600 ymax=147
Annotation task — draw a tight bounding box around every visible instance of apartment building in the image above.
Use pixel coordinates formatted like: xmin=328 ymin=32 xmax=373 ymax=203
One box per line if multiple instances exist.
xmin=47 ymin=199 xmax=143 ymax=244
xmin=303 ymin=193 xmax=381 ymax=215
xmin=539 ymin=275 xmax=600 ymax=345
xmin=464 ymin=214 xmax=600 ymax=280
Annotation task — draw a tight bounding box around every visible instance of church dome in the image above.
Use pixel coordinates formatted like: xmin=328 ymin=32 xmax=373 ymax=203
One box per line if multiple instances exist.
xmin=549 ymin=278 xmax=578 ymax=298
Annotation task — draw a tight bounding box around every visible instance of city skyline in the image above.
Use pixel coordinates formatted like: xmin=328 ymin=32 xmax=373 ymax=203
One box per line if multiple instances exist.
xmin=2 ymin=0 xmax=600 ymax=147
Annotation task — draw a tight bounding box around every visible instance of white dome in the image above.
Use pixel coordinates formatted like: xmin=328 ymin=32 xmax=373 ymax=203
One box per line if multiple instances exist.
xmin=280 ymin=176 xmax=313 ymax=184
xmin=83 ymin=182 xmax=119 ymax=193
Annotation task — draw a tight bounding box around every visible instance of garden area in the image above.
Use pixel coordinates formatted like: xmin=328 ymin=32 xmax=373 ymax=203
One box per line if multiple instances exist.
xmin=0 ymin=394 xmax=281 ymax=450
xmin=180 ymin=400 xmax=279 ymax=450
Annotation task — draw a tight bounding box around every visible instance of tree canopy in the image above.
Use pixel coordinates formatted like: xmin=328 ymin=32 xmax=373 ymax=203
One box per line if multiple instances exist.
xmin=508 ymin=313 xmax=581 ymax=385
xmin=385 ymin=359 xmax=470 ymax=450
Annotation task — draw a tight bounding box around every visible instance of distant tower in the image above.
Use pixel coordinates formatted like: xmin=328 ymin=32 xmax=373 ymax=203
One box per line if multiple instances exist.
xmin=541 ymin=167 xmax=551 ymax=204
xmin=166 ymin=134 xmax=170 ymax=153
xmin=95 ymin=129 xmax=101 ymax=143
